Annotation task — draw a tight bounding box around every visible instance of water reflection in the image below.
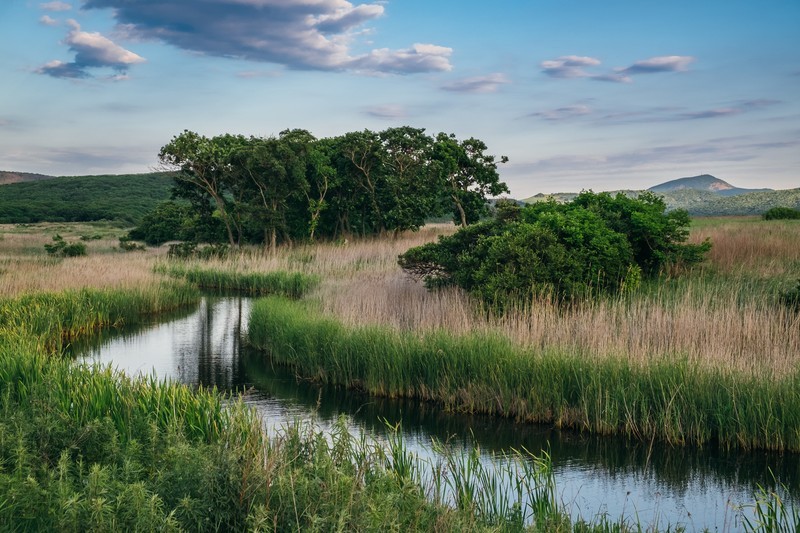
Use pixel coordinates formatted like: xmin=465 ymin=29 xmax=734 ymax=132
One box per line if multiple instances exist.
xmin=73 ymin=296 xmax=799 ymax=530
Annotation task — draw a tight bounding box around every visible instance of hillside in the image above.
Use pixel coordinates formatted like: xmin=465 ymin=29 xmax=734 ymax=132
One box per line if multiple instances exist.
xmin=648 ymin=174 xmax=772 ymax=197
xmin=0 ymin=173 xmax=175 ymax=225
xmin=522 ymin=175 xmax=799 ymax=216
xmin=0 ymin=170 xmax=58 ymax=185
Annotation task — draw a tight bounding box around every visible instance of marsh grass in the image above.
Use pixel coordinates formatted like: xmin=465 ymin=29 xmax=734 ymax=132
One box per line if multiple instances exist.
xmin=157 ymin=262 xmax=319 ymax=298
xmin=248 ymin=296 xmax=800 ymax=452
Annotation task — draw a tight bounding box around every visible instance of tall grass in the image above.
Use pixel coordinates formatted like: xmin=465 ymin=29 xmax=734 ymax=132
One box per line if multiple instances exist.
xmin=248 ymin=296 xmax=800 ymax=452
xmin=156 ymin=262 xmax=319 ymax=298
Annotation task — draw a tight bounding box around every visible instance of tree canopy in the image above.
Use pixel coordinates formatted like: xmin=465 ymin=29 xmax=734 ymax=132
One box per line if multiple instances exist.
xmin=146 ymin=127 xmax=508 ymax=247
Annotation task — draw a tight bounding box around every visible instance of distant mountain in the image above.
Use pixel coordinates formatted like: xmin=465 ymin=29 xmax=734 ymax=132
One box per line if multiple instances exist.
xmin=648 ymin=174 xmax=772 ymax=197
xmin=0 ymin=170 xmax=57 ymax=185
xmin=521 ymin=175 xmax=799 ymax=216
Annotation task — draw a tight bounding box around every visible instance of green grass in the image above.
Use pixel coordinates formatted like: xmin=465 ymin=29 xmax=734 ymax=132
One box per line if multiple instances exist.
xmin=247 ymin=296 xmax=800 ymax=452
xmin=0 ymin=284 xmax=579 ymax=531
xmin=157 ymin=262 xmax=319 ymax=298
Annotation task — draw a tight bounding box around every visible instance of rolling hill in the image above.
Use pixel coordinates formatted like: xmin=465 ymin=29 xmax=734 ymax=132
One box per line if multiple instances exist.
xmin=0 ymin=172 xmax=175 ymax=225
xmin=647 ymin=174 xmax=772 ymax=196
xmin=0 ymin=170 xmax=58 ymax=185
xmin=523 ymin=175 xmax=799 ymax=216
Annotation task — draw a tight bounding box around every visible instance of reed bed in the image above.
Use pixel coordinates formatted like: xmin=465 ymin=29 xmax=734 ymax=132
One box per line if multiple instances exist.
xmin=157 ymin=262 xmax=319 ymax=298
xmin=248 ymin=296 xmax=800 ymax=452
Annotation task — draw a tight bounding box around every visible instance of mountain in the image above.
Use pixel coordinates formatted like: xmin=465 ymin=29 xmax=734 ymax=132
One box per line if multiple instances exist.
xmin=0 ymin=170 xmax=57 ymax=185
xmin=521 ymin=175 xmax=799 ymax=216
xmin=647 ymin=174 xmax=772 ymax=197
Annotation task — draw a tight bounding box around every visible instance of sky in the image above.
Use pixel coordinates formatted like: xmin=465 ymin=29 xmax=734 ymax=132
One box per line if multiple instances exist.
xmin=1 ymin=0 xmax=798 ymax=197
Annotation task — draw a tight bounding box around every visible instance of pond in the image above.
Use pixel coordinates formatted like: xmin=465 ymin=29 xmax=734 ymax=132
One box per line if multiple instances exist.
xmin=71 ymin=296 xmax=799 ymax=530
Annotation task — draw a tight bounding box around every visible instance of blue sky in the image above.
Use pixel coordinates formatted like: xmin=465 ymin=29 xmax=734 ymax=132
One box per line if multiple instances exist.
xmin=1 ymin=0 xmax=798 ymax=196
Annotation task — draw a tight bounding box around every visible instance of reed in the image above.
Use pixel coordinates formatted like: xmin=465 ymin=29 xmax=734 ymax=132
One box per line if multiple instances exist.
xmin=156 ymin=262 xmax=319 ymax=298
xmin=248 ymin=296 xmax=800 ymax=452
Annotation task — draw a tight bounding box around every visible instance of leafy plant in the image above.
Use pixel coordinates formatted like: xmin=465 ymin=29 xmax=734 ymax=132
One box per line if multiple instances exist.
xmin=763 ymin=207 xmax=800 ymax=220
xmin=118 ymin=235 xmax=146 ymax=252
xmin=44 ymin=234 xmax=87 ymax=257
xmin=400 ymin=191 xmax=710 ymax=308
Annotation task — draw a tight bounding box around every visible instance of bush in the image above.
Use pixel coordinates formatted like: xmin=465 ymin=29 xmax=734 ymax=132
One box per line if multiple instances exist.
xmin=781 ymin=280 xmax=800 ymax=311
xmin=399 ymin=191 xmax=710 ymax=308
xmin=118 ymin=236 xmax=146 ymax=252
xmin=44 ymin=234 xmax=87 ymax=257
xmin=763 ymin=207 xmax=800 ymax=220
xmin=128 ymin=201 xmax=194 ymax=245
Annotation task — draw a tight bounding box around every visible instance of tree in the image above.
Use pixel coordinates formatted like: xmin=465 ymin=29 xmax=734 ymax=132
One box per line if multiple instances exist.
xmin=159 ymin=131 xmax=245 ymax=247
xmin=431 ymin=133 xmax=509 ymax=227
xmin=233 ymin=131 xmax=310 ymax=250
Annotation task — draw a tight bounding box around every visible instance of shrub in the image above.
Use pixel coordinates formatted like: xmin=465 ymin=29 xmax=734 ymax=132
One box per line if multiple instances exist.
xmin=44 ymin=234 xmax=87 ymax=257
xmin=781 ymin=280 xmax=800 ymax=311
xmin=763 ymin=207 xmax=800 ymax=220
xmin=118 ymin=236 xmax=146 ymax=251
xmin=128 ymin=201 xmax=194 ymax=245
xmin=399 ymin=191 xmax=710 ymax=308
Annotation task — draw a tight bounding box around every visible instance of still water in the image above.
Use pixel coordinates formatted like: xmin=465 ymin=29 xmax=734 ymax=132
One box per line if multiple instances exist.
xmin=72 ymin=296 xmax=798 ymax=531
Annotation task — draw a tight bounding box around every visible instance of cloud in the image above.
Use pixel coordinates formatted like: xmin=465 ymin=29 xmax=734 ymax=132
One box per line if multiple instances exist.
xmin=597 ymin=99 xmax=781 ymax=124
xmin=541 ymin=54 xmax=694 ymax=83
xmin=80 ymin=0 xmax=453 ymax=74
xmin=540 ymin=55 xmax=600 ymax=79
xmin=618 ymin=55 xmax=695 ymax=75
xmin=441 ymin=73 xmax=509 ymax=93
xmin=364 ymin=104 xmax=407 ymax=119
xmin=39 ymin=15 xmax=59 ymax=26
xmin=40 ymin=1 xmax=72 ymax=11
xmin=36 ymin=19 xmax=145 ymax=79
xmin=529 ymin=104 xmax=592 ymax=121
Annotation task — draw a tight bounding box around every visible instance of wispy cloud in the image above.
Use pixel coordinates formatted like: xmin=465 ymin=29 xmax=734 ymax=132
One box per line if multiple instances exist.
xmin=441 ymin=73 xmax=509 ymax=93
xmin=596 ymin=99 xmax=780 ymax=124
xmin=39 ymin=1 xmax=71 ymax=11
xmin=80 ymin=0 xmax=453 ymax=74
xmin=364 ymin=104 xmax=407 ymax=119
xmin=529 ymin=104 xmax=592 ymax=121
xmin=39 ymin=15 xmax=59 ymax=26
xmin=36 ymin=19 xmax=145 ymax=79
xmin=541 ymin=54 xmax=694 ymax=83
xmin=540 ymin=55 xmax=601 ymax=79
xmin=618 ymin=55 xmax=695 ymax=75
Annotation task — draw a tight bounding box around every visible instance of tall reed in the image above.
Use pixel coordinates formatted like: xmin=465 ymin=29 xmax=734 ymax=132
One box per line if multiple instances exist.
xmin=248 ymin=296 xmax=800 ymax=452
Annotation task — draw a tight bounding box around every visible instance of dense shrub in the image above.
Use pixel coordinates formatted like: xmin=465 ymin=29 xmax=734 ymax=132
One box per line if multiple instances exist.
xmin=127 ymin=201 xmax=195 ymax=245
xmin=399 ymin=191 xmax=710 ymax=307
xmin=43 ymin=234 xmax=87 ymax=257
xmin=781 ymin=280 xmax=800 ymax=311
xmin=763 ymin=207 xmax=800 ymax=220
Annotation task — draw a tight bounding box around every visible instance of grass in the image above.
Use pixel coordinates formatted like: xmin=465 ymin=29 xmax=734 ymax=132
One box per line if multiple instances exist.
xmin=1 ymin=218 xmax=799 ymax=530
xmin=247 ymin=296 xmax=800 ymax=452
xmin=156 ymin=262 xmax=319 ymax=298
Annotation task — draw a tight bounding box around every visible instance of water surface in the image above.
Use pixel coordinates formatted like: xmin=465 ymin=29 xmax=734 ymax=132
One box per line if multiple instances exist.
xmin=73 ymin=296 xmax=799 ymax=530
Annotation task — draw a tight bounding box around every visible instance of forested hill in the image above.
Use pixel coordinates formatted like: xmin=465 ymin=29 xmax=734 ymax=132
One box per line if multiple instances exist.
xmin=0 ymin=173 xmax=174 ymax=225
xmin=0 ymin=170 xmax=58 ymax=185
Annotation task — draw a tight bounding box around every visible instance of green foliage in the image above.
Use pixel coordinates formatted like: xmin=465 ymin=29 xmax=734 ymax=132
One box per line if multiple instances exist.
xmin=127 ymin=201 xmax=195 ymax=245
xmin=165 ymin=242 xmax=229 ymax=260
xmin=781 ymin=280 xmax=800 ymax=311
xmin=118 ymin=236 xmax=146 ymax=252
xmin=157 ymin=264 xmax=319 ymax=298
xmin=44 ymin=234 xmax=87 ymax=257
xmin=400 ymin=192 xmax=710 ymax=307
xmin=157 ymin=127 xmax=508 ymax=247
xmin=0 ymin=173 xmax=174 ymax=225
xmin=763 ymin=206 xmax=800 ymax=220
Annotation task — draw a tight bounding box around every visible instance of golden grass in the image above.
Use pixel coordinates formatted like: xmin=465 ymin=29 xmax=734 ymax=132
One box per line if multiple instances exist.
xmin=3 ymin=219 xmax=799 ymax=378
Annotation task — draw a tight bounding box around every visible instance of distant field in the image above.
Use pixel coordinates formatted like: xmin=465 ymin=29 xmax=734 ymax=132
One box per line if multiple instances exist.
xmin=0 ymin=172 xmax=174 ymax=225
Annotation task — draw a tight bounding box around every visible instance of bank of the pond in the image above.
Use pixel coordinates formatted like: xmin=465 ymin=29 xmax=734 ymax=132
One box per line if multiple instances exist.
xmin=248 ymin=296 xmax=800 ymax=453
xmin=0 ymin=286 xmax=583 ymax=531
xmin=156 ymin=263 xmax=318 ymax=298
